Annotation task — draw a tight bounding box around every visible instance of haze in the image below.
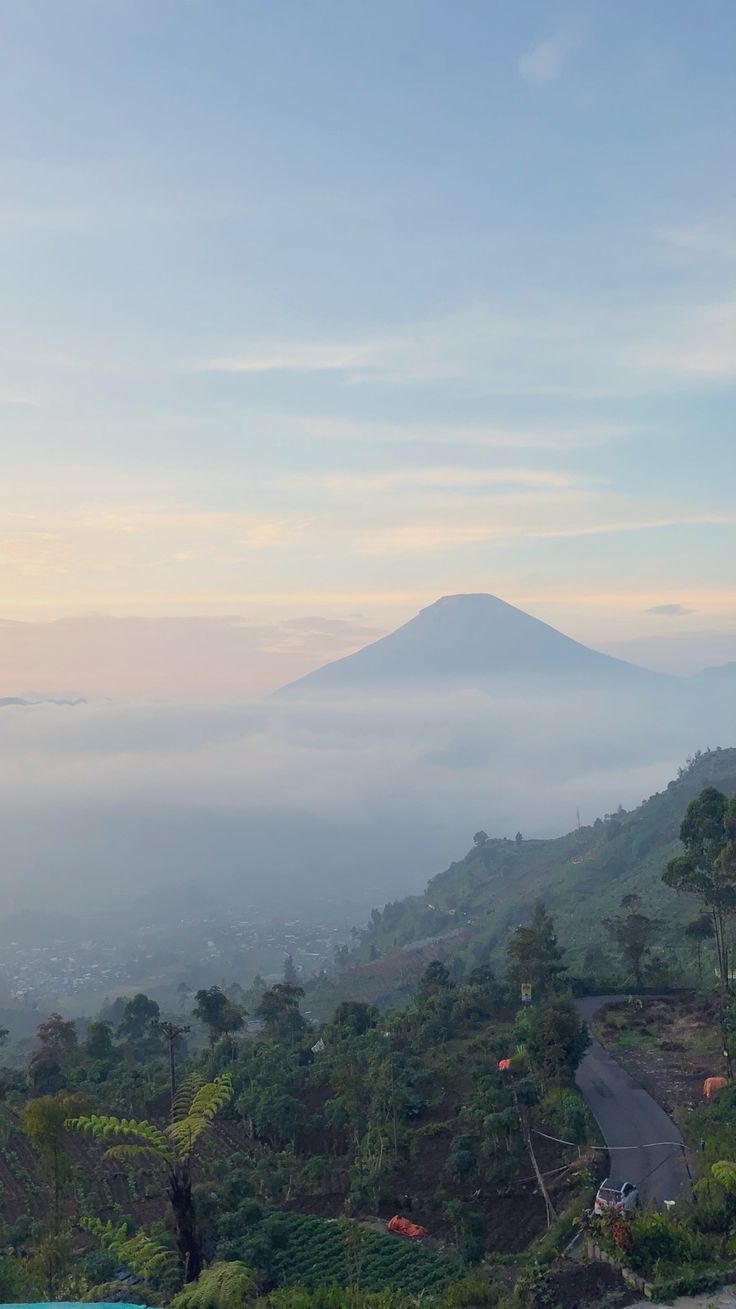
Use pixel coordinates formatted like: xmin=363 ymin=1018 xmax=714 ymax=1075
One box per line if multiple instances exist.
xmin=1 ymin=2 xmax=735 ymax=943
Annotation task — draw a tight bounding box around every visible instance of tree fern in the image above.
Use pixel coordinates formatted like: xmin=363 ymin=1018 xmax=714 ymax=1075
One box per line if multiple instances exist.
xmin=169 ymin=1074 xmax=234 ymax=1151
xmin=171 ymin=1260 xmax=258 ymax=1309
xmin=67 ymin=1075 xmax=233 ymax=1282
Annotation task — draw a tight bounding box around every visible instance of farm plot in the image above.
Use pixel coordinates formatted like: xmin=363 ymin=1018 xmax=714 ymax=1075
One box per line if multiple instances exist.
xmin=258 ymin=1212 xmax=461 ymax=1293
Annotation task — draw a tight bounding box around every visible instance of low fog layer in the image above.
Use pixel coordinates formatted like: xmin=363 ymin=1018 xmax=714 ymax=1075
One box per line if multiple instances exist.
xmin=0 ymin=677 xmax=732 ymax=932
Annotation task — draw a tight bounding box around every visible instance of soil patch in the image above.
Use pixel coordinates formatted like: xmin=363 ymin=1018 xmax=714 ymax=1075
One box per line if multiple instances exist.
xmin=592 ymin=995 xmax=724 ymax=1128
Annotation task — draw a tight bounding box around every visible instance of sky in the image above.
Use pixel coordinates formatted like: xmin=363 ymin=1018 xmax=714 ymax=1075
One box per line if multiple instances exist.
xmin=3 ymin=0 xmax=736 ymax=696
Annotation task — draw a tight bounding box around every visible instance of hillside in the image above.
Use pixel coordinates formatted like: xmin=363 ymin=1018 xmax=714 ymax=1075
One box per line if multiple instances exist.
xmin=329 ymin=748 xmax=736 ymax=1004
xmin=277 ymin=593 xmax=665 ymax=694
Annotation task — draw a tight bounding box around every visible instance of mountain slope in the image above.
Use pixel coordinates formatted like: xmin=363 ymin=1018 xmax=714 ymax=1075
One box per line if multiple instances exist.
xmin=277 ymin=593 xmax=666 ymax=695
xmin=341 ymin=748 xmax=736 ymax=998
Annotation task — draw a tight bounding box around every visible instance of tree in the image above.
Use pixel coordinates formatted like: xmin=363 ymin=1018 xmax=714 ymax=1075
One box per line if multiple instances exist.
xmin=23 ymin=1091 xmax=90 ymax=1231
xmin=67 ymin=1071 xmax=233 ymax=1281
xmin=330 ymin=1001 xmax=378 ymax=1039
xmin=473 ymin=831 xmax=488 ymax=848
xmin=255 ymin=983 xmax=305 ymax=1042
xmin=30 ymin=1014 xmax=78 ymax=1095
xmin=192 ymin=987 xmax=244 ymax=1048
xmin=514 ymin=997 xmax=589 ymax=1104
xmin=685 ymin=913 xmax=714 ymax=984
xmin=418 ymin=960 xmax=452 ymax=998
xmin=35 ymin=1013 xmax=77 ymax=1062
xmin=118 ymin=993 xmax=161 ymax=1042
xmin=283 ymin=954 xmax=299 ymax=987
xmin=663 ymin=786 xmax=732 ymax=994
xmin=507 ymin=903 xmax=565 ymax=995
xmin=86 ymin=1020 xmax=114 ymax=1060
xmin=515 ymin=832 xmax=523 ymax=846
xmin=603 ymin=894 xmax=659 ymax=986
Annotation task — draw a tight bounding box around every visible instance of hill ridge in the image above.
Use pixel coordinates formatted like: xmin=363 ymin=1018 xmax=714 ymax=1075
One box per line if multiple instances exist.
xmin=314 ymin=748 xmax=736 ymax=1012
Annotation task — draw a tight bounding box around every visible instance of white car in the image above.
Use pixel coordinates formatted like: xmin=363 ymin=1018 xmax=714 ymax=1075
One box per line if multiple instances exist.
xmin=594 ymin=1178 xmax=640 ymax=1216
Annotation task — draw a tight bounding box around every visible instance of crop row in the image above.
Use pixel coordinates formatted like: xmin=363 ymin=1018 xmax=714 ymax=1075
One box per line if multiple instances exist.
xmin=258 ymin=1212 xmax=458 ymax=1293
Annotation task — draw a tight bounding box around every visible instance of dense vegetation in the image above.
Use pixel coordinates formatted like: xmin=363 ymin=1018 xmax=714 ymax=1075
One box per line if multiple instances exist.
xmin=0 ymin=908 xmax=596 ymax=1307
xmin=321 ymin=749 xmax=736 ymax=1012
xmin=7 ymin=760 xmax=736 ymax=1306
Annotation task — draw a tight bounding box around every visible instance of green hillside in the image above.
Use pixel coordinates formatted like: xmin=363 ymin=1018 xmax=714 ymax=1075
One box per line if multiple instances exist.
xmin=345 ymin=748 xmax=736 ymax=993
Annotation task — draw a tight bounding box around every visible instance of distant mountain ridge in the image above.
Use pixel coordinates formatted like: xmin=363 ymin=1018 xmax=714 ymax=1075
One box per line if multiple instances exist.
xmin=277 ymin=593 xmax=667 ymax=695
xmin=0 ymin=697 xmax=86 ymax=708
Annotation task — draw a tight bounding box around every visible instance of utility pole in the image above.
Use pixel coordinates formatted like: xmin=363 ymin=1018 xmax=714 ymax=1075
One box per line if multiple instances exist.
xmin=152 ymin=1019 xmax=191 ymax=1105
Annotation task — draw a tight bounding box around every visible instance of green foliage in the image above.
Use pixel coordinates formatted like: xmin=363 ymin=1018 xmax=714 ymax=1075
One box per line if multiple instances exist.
xmin=67 ymin=1112 xmax=176 ymax=1164
xmin=172 ymin=1260 xmax=258 ymax=1309
xmin=357 ymin=750 xmax=736 ymax=993
xmin=68 ymin=1073 xmax=233 ymax=1166
xmin=610 ymin=1209 xmax=717 ymax=1277
xmin=507 ymin=904 xmax=565 ymax=996
xmin=193 ymin=988 xmax=245 ymax=1047
xmin=82 ymin=1216 xmax=181 ymax=1294
xmin=603 ymin=894 xmax=659 ymax=986
xmin=256 ymin=984 xmax=307 ymax=1042
xmin=226 ymin=1211 xmax=460 ymax=1294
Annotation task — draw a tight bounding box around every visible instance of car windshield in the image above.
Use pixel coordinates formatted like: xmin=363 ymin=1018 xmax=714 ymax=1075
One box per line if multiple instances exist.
xmin=599 ymin=1185 xmax=623 ymax=1199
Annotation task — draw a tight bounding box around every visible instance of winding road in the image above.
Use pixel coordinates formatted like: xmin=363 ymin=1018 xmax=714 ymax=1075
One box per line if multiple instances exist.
xmin=574 ymin=997 xmax=691 ymax=1208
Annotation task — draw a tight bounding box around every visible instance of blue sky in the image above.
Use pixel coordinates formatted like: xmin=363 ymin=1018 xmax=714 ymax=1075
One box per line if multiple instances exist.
xmin=2 ymin=0 xmax=736 ymax=691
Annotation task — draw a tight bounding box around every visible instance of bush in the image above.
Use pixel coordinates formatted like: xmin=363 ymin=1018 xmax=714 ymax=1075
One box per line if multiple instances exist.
xmin=649 ymin=1265 xmax=735 ymax=1302
xmin=625 ymin=1211 xmax=716 ymax=1276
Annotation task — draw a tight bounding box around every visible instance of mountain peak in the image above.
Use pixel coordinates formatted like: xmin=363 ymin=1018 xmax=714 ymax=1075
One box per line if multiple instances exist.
xmin=276 ymin=592 xmax=661 ymax=696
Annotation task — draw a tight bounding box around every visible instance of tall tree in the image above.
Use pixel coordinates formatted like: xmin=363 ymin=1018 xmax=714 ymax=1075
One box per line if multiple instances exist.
xmin=604 ymin=894 xmax=659 ymax=986
xmin=685 ymin=913 xmax=714 ymax=984
xmin=255 ymin=983 xmax=306 ymax=1042
xmin=663 ymin=786 xmax=732 ymax=994
xmin=85 ymin=1020 xmax=114 ymax=1060
xmin=35 ymin=1013 xmax=77 ymax=1062
xmin=507 ymin=902 xmax=565 ymax=995
xmin=192 ymin=987 xmax=244 ymax=1047
xmin=23 ymin=1091 xmax=90 ymax=1231
xmin=67 ymin=1072 xmax=232 ymax=1281
xmin=417 ymin=959 xmax=453 ymax=998
xmin=118 ymin=993 xmax=161 ymax=1042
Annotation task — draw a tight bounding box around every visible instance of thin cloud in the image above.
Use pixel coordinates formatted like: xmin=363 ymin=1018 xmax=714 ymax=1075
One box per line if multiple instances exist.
xmin=286 ymin=466 xmax=577 ymax=493
xmin=646 ymin=603 xmax=695 ymax=617
xmin=657 ymin=221 xmax=736 ymax=260
xmin=518 ymin=31 xmax=580 ymax=86
xmin=362 ymin=513 xmax=732 ymax=556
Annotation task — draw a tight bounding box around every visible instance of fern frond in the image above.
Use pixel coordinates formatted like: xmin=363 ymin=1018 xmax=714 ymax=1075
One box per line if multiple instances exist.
xmin=172 ymin=1260 xmax=258 ymax=1309
xmin=168 ymin=1074 xmax=233 ymax=1151
xmin=172 ymin=1072 xmax=206 ymax=1122
xmin=81 ymin=1215 xmax=180 ymax=1293
xmin=67 ymin=1113 xmax=173 ymax=1159
xmin=103 ymin=1143 xmax=170 ymax=1168
xmin=712 ymin=1160 xmax=736 ymax=1191
xmin=187 ymin=1072 xmax=233 ymax=1121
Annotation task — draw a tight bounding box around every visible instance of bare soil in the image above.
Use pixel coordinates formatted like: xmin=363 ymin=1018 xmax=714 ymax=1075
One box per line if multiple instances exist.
xmin=592 ymin=995 xmax=725 ymax=1124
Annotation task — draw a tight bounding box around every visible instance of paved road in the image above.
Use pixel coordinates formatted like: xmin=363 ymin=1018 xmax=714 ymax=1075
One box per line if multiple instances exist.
xmin=575 ymin=996 xmax=691 ymax=1208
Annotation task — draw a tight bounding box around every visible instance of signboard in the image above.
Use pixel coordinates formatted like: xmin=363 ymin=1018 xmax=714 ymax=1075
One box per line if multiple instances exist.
xmin=520 ymin=982 xmax=532 ymax=1004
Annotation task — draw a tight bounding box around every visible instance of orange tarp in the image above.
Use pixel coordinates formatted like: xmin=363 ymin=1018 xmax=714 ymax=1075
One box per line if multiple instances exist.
xmin=704 ymin=1076 xmax=728 ymax=1100
xmin=387 ymin=1216 xmax=428 ymax=1240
